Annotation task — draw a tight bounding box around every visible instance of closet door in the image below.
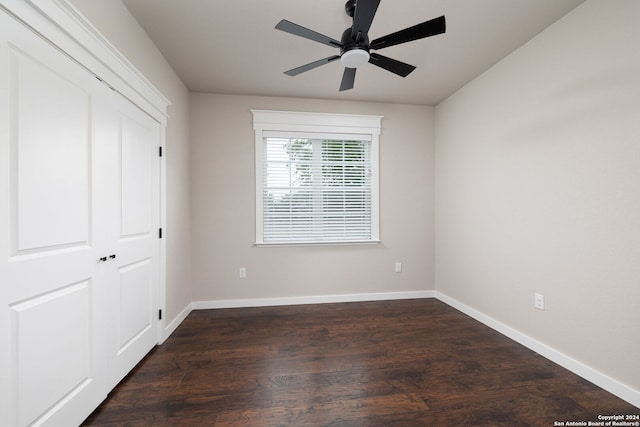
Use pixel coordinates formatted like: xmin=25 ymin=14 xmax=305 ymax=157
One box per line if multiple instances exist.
xmin=0 ymin=14 xmax=110 ymax=427
xmin=105 ymin=91 xmax=161 ymax=387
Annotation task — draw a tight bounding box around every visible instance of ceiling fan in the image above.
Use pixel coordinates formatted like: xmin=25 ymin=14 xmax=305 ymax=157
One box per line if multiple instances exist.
xmin=275 ymin=0 xmax=446 ymax=91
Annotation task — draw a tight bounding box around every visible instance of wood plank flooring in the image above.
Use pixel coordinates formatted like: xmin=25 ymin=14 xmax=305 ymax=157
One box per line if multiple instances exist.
xmin=82 ymin=299 xmax=639 ymax=426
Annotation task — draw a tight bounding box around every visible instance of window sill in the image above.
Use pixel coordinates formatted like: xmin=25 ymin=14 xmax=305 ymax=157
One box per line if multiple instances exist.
xmin=254 ymin=240 xmax=382 ymax=248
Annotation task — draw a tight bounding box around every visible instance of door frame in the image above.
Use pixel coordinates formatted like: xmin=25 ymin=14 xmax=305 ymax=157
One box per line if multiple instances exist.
xmin=0 ymin=0 xmax=169 ymax=424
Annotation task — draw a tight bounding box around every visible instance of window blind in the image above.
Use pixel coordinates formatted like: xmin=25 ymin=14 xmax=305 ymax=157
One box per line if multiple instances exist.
xmin=262 ymin=136 xmax=372 ymax=243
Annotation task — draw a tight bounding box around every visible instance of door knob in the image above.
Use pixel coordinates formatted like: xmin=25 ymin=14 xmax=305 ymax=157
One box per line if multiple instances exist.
xmin=109 ymin=254 xmax=116 ymax=259
xmin=99 ymin=256 xmax=108 ymax=262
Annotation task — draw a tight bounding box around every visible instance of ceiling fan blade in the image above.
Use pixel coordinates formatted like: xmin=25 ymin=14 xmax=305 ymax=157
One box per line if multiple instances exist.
xmin=276 ymin=19 xmax=342 ymax=48
xmin=351 ymin=0 xmax=381 ymax=41
xmin=339 ymin=67 xmax=356 ymax=91
xmin=284 ymin=55 xmax=341 ymax=76
xmin=370 ymin=15 xmax=446 ymax=50
xmin=369 ymin=52 xmax=416 ymax=77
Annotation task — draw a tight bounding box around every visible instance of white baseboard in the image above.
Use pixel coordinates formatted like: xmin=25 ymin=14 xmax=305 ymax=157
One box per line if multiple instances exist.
xmin=192 ymin=290 xmax=435 ymax=310
xmin=435 ymin=291 xmax=640 ymax=409
xmin=159 ymin=302 xmax=192 ymax=344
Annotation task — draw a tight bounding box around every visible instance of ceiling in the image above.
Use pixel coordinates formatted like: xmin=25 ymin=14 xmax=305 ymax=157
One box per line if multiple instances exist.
xmin=122 ymin=0 xmax=585 ymax=106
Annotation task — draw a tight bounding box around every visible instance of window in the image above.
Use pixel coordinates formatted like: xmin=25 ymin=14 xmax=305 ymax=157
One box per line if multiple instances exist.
xmin=252 ymin=110 xmax=382 ymax=245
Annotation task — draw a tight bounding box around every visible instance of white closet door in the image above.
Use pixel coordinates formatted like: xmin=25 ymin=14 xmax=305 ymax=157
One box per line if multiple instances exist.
xmin=0 ymin=14 xmax=110 ymax=427
xmin=105 ymin=91 xmax=160 ymax=387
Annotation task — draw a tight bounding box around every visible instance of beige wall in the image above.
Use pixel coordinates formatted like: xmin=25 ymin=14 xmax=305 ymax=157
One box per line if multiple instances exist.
xmin=435 ymin=0 xmax=640 ymax=392
xmin=191 ymin=94 xmax=434 ymax=302
xmin=68 ymin=0 xmax=193 ymax=324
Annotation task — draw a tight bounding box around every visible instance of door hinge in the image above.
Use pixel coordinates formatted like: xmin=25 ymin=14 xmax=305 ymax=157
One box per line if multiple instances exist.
xmin=159 ymin=146 xmax=163 ymax=157
xmin=159 ymin=228 xmax=163 ymax=239
xmin=158 ymin=309 xmax=162 ymax=320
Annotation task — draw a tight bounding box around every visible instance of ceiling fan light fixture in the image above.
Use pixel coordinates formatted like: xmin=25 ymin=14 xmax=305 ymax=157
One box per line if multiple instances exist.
xmin=340 ymin=49 xmax=370 ymax=68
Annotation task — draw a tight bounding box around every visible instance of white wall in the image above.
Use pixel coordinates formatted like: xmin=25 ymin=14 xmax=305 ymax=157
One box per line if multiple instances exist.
xmin=435 ymin=0 xmax=640 ymax=395
xmin=190 ymin=94 xmax=434 ymax=303
xmin=68 ymin=0 xmax=193 ymax=325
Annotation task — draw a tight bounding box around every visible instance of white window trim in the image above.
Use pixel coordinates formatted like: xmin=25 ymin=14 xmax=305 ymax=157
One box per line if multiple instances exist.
xmin=252 ymin=110 xmax=382 ymax=246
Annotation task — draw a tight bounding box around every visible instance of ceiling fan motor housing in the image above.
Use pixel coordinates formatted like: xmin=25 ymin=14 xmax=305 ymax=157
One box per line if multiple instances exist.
xmin=340 ymin=27 xmax=370 ymax=68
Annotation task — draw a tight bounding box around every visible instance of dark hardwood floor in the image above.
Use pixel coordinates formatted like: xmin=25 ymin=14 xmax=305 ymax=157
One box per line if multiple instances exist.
xmin=82 ymin=299 xmax=639 ymax=426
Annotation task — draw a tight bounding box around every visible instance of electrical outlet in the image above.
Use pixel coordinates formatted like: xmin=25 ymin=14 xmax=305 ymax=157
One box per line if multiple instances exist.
xmin=395 ymin=262 xmax=402 ymax=273
xmin=239 ymin=267 xmax=247 ymax=279
xmin=534 ymin=293 xmax=545 ymax=311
